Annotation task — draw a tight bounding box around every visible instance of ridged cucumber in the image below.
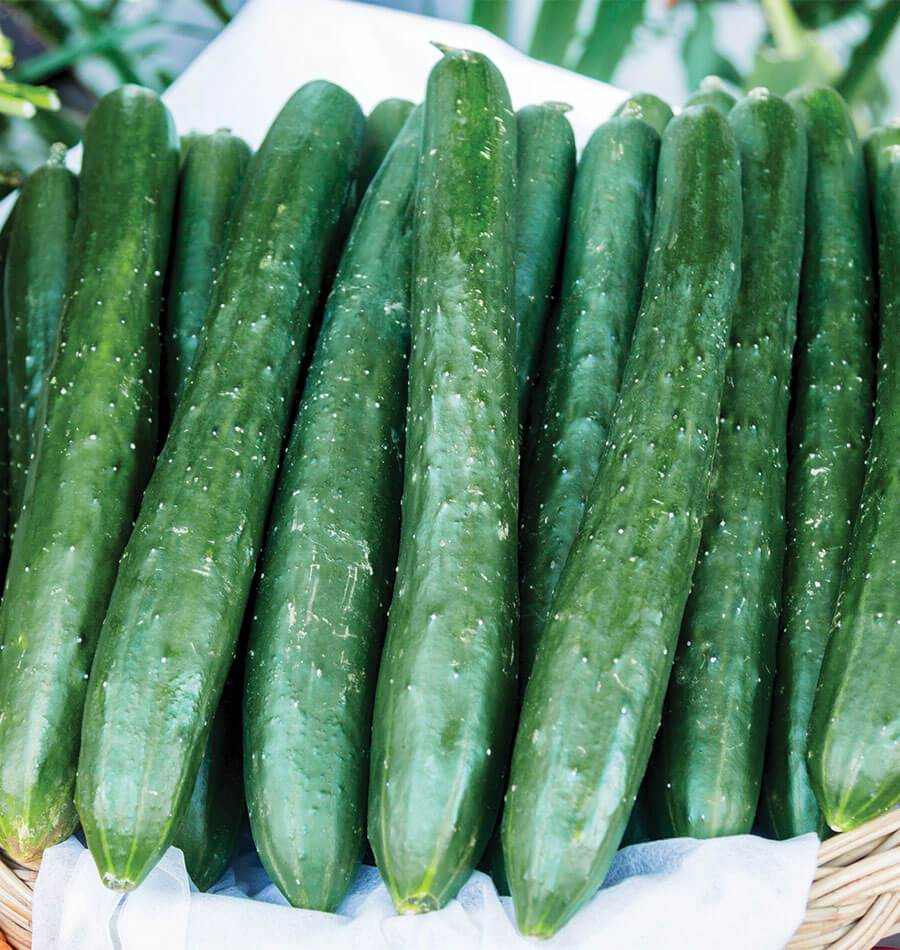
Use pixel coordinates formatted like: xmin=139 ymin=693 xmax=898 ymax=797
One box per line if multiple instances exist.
xmin=685 ymin=76 xmax=737 ymax=114
xmin=358 ymin=98 xmax=414 ymax=198
xmin=244 ymin=106 xmax=421 ymax=912
xmin=503 ymin=104 xmax=742 ymax=938
xmin=514 ymin=103 xmax=575 ymax=429
xmin=518 ymin=114 xmax=659 ymax=682
xmin=75 ymin=81 xmax=364 ymax=891
xmin=763 ymin=86 xmax=875 ymax=840
xmin=0 ymin=86 xmax=177 ymax=864
xmin=806 ymin=134 xmax=900 ymax=831
xmin=647 ymin=89 xmax=807 ymax=838
xmin=164 ymin=130 xmax=251 ymax=413
xmin=614 ymin=92 xmax=673 ymax=135
xmin=368 ymin=47 xmax=518 ymax=913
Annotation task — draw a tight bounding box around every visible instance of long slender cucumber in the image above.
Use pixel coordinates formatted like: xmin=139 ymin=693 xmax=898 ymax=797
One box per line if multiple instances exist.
xmin=244 ymin=106 xmax=422 ymax=912
xmin=357 ymin=98 xmax=415 ymax=199
xmin=368 ymin=47 xmax=518 ymax=914
xmin=614 ymin=92 xmax=673 ymax=135
xmin=806 ymin=134 xmax=900 ymax=831
xmin=0 ymin=86 xmax=177 ymax=864
xmin=514 ymin=103 xmax=575 ymax=430
xmin=0 ymin=205 xmax=17 ymax=576
xmin=503 ymin=104 xmax=742 ymax=938
xmin=647 ymin=90 xmax=807 ymax=838
xmin=518 ymin=114 xmax=659 ymax=682
xmin=75 ymin=81 xmax=364 ymax=891
xmin=763 ymin=86 xmax=875 ymax=840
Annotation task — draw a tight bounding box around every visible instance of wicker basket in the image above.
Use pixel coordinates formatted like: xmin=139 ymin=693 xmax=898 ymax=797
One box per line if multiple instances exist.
xmin=0 ymin=810 xmax=898 ymax=950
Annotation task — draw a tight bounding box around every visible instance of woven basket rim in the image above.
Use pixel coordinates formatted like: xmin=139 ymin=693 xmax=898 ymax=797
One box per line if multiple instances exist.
xmin=0 ymin=811 xmax=898 ymax=950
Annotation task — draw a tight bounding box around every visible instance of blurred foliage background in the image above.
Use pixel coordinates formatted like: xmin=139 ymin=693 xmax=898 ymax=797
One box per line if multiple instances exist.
xmin=0 ymin=0 xmax=897 ymax=197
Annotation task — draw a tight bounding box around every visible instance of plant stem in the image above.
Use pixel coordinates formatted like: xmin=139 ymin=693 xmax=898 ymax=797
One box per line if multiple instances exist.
xmin=471 ymin=0 xmax=509 ymax=38
xmin=576 ymin=0 xmax=646 ymax=81
xmin=760 ymin=0 xmax=806 ymax=58
xmin=837 ymin=0 xmax=900 ymax=103
xmin=529 ymin=0 xmax=582 ymax=66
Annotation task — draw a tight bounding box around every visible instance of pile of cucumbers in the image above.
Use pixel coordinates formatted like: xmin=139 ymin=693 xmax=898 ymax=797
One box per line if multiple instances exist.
xmin=0 ymin=43 xmax=896 ymax=939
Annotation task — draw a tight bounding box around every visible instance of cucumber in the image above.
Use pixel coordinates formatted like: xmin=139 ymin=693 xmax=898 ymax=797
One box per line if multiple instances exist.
xmin=864 ymin=121 xmax=900 ymax=196
xmin=503 ymin=104 xmax=742 ymax=938
xmin=806 ymin=135 xmax=900 ymax=831
xmin=763 ymin=86 xmax=876 ymax=840
xmin=0 ymin=86 xmax=178 ymax=865
xmin=518 ymin=114 xmax=659 ymax=682
xmin=647 ymin=90 xmax=807 ymax=838
xmin=685 ymin=76 xmax=737 ymax=114
xmin=614 ymin=92 xmax=673 ymax=135
xmin=514 ymin=103 xmax=575 ymax=431
xmin=75 ymin=81 xmax=364 ymax=891
xmin=368 ymin=47 xmax=518 ymax=914
xmin=164 ymin=130 xmax=251 ymax=413
xmin=4 ymin=148 xmax=77 ymax=521
xmin=0 ymin=205 xmax=17 ymax=575
xmin=244 ymin=106 xmax=422 ymax=912
xmin=357 ymin=98 xmax=414 ymax=198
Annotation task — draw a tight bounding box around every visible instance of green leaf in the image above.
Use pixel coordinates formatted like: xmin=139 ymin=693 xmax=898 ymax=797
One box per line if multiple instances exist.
xmin=575 ymin=0 xmax=646 ymax=82
xmin=681 ymin=3 xmax=741 ymax=91
xmin=837 ymin=0 xmax=900 ymax=105
xmin=529 ymin=0 xmax=582 ymax=66
xmin=471 ymin=0 xmax=510 ymax=38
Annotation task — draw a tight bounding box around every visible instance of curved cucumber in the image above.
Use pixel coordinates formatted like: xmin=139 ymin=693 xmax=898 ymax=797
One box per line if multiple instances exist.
xmin=614 ymin=92 xmax=673 ymax=135
xmin=368 ymin=47 xmax=518 ymax=914
xmin=0 ymin=86 xmax=178 ymax=864
xmin=685 ymin=76 xmax=737 ymax=114
xmin=164 ymin=130 xmax=251 ymax=413
xmin=503 ymin=105 xmax=742 ymax=938
xmin=75 ymin=81 xmax=364 ymax=891
xmin=518 ymin=115 xmax=659 ymax=682
xmin=514 ymin=103 xmax=575 ymax=430
xmin=358 ymin=98 xmax=414 ymax=198
xmin=763 ymin=86 xmax=875 ymax=840
xmin=806 ymin=135 xmax=900 ymax=831
xmin=647 ymin=90 xmax=807 ymax=838
xmin=3 ymin=152 xmax=77 ymax=521
xmin=244 ymin=107 xmax=421 ymax=912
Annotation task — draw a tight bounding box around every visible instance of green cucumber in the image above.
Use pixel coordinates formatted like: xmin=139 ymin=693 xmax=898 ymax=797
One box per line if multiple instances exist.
xmin=368 ymin=47 xmax=518 ymax=914
xmin=503 ymin=104 xmax=742 ymax=938
xmin=685 ymin=76 xmax=737 ymax=114
xmin=0 ymin=205 xmax=17 ymax=575
xmin=357 ymin=98 xmax=414 ymax=198
xmin=518 ymin=114 xmax=659 ymax=683
xmin=864 ymin=120 xmax=900 ymax=197
xmin=806 ymin=135 xmax=900 ymax=831
xmin=763 ymin=86 xmax=876 ymax=840
xmin=614 ymin=92 xmax=673 ymax=135
xmin=0 ymin=86 xmax=178 ymax=864
xmin=75 ymin=81 xmax=364 ymax=891
xmin=4 ymin=148 xmax=77 ymax=522
xmin=647 ymin=90 xmax=807 ymax=838
xmin=514 ymin=102 xmax=575 ymax=430
xmin=164 ymin=130 xmax=251 ymax=413
xmin=244 ymin=106 xmax=422 ymax=912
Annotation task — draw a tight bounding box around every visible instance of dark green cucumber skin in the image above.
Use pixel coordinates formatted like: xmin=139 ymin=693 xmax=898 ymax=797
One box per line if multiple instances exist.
xmin=4 ymin=159 xmax=77 ymax=521
xmin=518 ymin=116 xmax=659 ymax=683
xmin=503 ymin=105 xmax=742 ymax=939
xmin=75 ymin=81 xmax=364 ymax=891
xmin=368 ymin=48 xmax=518 ymax=914
xmin=684 ymin=82 xmax=736 ymax=115
xmin=806 ymin=137 xmax=900 ymax=832
xmin=0 ymin=86 xmax=178 ymax=865
xmin=357 ymin=98 xmax=414 ymax=199
xmin=648 ymin=92 xmax=807 ymax=839
xmin=164 ymin=130 xmax=251 ymax=413
xmin=0 ymin=206 xmax=16 ymax=576
xmin=864 ymin=123 xmax=900 ymax=198
xmin=244 ymin=107 xmax=421 ymax=913
xmin=763 ymin=86 xmax=875 ymax=841
xmin=514 ymin=103 xmax=575 ymax=430
xmin=614 ymin=92 xmax=673 ymax=135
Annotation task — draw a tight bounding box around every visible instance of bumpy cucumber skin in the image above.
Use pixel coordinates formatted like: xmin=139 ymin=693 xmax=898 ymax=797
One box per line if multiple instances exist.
xmin=76 ymin=81 xmax=364 ymax=891
xmin=647 ymin=92 xmax=807 ymax=839
xmin=368 ymin=49 xmax=518 ymax=914
xmin=518 ymin=116 xmax=659 ymax=683
xmin=763 ymin=87 xmax=875 ymax=840
xmin=0 ymin=86 xmax=178 ymax=864
xmin=503 ymin=105 xmax=742 ymax=939
xmin=357 ymin=98 xmax=414 ymax=199
xmin=244 ymin=108 xmax=421 ymax=913
xmin=164 ymin=130 xmax=251 ymax=413
xmin=514 ymin=103 xmax=575 ymax=430
xmin=806 ymin=139 xmax=900 ymax=832
xmin=4 ymin=159 xmax=77 ymax=521
xmin=614 ymin=92 xmax=674 ymax=135
xmin=0 ymin=207 xmax=16 ymax=576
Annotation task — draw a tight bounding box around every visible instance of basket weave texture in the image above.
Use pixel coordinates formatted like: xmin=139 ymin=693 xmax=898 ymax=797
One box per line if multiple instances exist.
xmin=0 ymin=810 xmax=898 ymax=950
